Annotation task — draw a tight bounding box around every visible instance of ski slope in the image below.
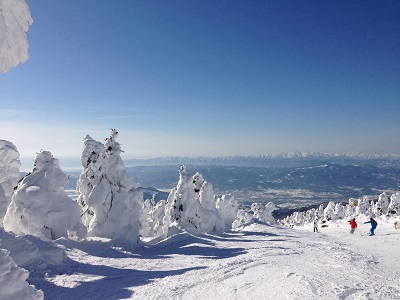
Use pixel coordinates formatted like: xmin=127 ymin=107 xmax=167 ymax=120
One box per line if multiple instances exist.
xmin=25 ymin=219 xmax=400 ymax=300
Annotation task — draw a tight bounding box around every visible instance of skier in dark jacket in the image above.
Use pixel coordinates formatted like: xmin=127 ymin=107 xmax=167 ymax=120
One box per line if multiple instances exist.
xmin=364 ymin=218 xmax=378 ymax=236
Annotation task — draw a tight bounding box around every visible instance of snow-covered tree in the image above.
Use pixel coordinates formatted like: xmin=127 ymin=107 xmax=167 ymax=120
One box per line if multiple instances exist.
xmin=232 ymin=209 xmax=254 ymax=229
xmin=304 ymin=208 xmax=317 ymax=223
xmin=323 ymin=201 xmax=336 ymax=221
xmin=356 ymin=196 xmax=371 ymax=215
xmin=346 ymin=198 xmax=358 ymax=217
xmin=0 ymin=140 xmax=21 ymax=223
xmin=216 ymin=193 xmax=239 ymax=230
xmin=0 ymin=0 xmax=32 ymax=73
xmin=198 ymin=181 xmax=224 ymax=232
xmin=164 ymin=165 xmax=201 ymax=234
xmin=316 ymin=203 xmax=324 ymax=219
xmin=388 ymin=193 xmax=400 ymax=216
xmin=292 ymin=211 xmax=304 ymax=226
xmin=139 ymin=197 xmax=169 ymax=238
xmin=374 ymin=192 xmax=390 ymax=217
xmin=0 ymin=248 xmax=43 ymax=300
xmin=3 ymin=151 xmax=87 ymax=240
xmin=149 ymin=200 xmax=168 ymax=237
xmin=139 ymin=199 xmax=154 ymax=238
xmin=334 ymin=203 xmax=345 ymax=219
xmin=77 ymin=130 xmax=143 ymax=243
xmin=250 ymin=202 xmax=276 ymax=225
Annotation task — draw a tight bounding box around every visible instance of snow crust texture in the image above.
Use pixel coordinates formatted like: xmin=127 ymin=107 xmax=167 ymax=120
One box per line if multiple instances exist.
xmin=0 ymin=0 xmax=32 ymax=72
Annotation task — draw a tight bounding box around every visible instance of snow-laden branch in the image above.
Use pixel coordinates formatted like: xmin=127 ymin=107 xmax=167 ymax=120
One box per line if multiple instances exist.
xmin=0 ymin=0 xmax=32 ymax=73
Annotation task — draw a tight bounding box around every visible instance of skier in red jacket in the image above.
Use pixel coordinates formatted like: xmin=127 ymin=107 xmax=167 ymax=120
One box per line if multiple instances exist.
xmin=348 ymin=218 xmax=357 ymax=234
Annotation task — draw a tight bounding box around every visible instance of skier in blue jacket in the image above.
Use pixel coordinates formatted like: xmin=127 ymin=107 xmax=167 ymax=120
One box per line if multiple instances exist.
xmin=364 ymin=218 xmax=378 ymax=236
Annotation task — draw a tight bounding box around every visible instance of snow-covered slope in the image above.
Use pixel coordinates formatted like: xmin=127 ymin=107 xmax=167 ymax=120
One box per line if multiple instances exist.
xmin=22 ymin=219 xmax=400 ymax=299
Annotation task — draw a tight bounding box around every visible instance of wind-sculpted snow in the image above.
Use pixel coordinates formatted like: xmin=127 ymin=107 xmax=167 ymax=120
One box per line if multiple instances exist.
xmin=0 ymin=0 xmax=32 ymax=73
xmin=3 ymin=151 xmax=87 ymax=240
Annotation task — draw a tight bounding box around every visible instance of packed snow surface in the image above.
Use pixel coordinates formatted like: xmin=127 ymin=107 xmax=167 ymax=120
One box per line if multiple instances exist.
xmin=15 ymin=219 xmax=400 ymax=300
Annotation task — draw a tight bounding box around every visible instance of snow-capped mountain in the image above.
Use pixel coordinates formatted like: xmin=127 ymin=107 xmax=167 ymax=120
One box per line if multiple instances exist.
xmin=123 ymin=151 xmax=400 ymax=168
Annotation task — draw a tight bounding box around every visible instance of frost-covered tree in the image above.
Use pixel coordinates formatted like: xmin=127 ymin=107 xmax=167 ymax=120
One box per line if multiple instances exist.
xmin=304 ymin=208 xmax=317 ymax=223
xmin=0 ymin=140 xmax=21 ymax=223
xmin=323 ymin=201 xmax=336 ymax=221
xmin=0 ymin=248 xmax=43 ymax=300
xmin=0 ymin=0 xmax=32 ymax=73
xmin=374 ymin=192 xmax=390 ymax=217
xmin=77 ymin=130 xmax=143 ymax=243
xmin=141 ymin=166 xmax=236 ymax=238
xmin=388 ymin=193 xmax=400 ymax=216
xmin=334 ymin=203 xmax=345 ymax=219
xmin=139 ymin=198 xmax=168 ymax=238
xmin=356 ymin=196 xmax=371 ymax=215
xmin=3 ymin=151 xmax=87 ymax=240
xmin=346 ymin=198 xmax=358 ymax=217
xmin=164 ymin=165 xmax=201 ymax=234
xmin=316 ymin=203 xmax=324 ymax=219
xmin=149 ymin=200 xmax=168 ymax=237
xmin=139 ymin=199 xmax=154 ymax=238
xmin=292 ymin=211 xmax=304 ymax=226
xmin=232 ymin=209 xmax=254 ymax=229
xmin=250 ymin=202 xmax=276 ymax=225
xmin=198 ymin=181 xmax=225 ymax=232
xmin=216 ymin=193 xmax=239 ymax=230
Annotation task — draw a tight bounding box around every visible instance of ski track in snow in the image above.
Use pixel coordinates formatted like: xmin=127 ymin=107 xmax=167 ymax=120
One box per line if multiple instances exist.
xmin=31 ymin=222 xmax=400 ymax=300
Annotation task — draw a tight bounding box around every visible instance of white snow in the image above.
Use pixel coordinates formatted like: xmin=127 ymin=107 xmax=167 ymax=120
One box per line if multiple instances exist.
xmin=0 ymin=248 xmax=43 ymax=300
xmin=6 ymin=218 xmax=397 ymax=300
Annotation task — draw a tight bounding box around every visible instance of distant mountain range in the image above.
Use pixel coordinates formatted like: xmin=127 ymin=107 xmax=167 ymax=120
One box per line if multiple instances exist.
xmin=55 ymin=152 xmax=400 ymax=213
xmin=123 ymin=152 xmax=400 ymax=168
xmin=124 ymin=163 xmax=400 ymax=208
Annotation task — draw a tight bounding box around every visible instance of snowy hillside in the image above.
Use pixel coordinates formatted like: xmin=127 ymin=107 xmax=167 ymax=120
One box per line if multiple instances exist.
xmin=3 ymin=219 xmax=400 ymax=299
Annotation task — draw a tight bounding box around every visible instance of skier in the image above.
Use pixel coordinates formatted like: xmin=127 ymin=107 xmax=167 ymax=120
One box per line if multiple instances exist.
xmin=348 ymin=218 xmax=357 ymax=234
xmin=313 ymin=220 xmax=318 ymax=232
xmin=364 ymin=218 xmax=378 ymax=236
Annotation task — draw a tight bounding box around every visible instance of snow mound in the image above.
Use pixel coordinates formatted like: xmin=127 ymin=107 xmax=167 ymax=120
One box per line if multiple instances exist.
xmin=0 ymin=248 xmax=43 ymax=300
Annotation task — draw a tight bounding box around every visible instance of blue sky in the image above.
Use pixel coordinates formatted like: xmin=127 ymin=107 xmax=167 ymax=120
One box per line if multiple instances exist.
xmin=1 ymin=0 xmax=399 ymax=170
